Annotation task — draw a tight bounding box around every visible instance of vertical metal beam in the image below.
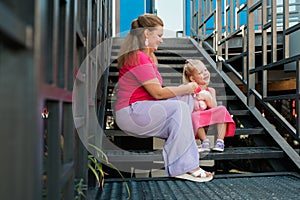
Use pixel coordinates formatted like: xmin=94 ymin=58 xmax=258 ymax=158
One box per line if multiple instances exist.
xmin=63 ymin=103 xmax=75 ymax=200
xmin=75 ymin=0 xmax=89 ymax=186
xmin=230 ymin=0 xmax=234 ymax=32
xmin=47 ymin=101 xmax=62 ymax=200
xmin=58 ymin=1 xmax=67 ymax=88
xmin=64 ymin=0 xmax=70 ymax=90
xmin=236 ymin=0 xmax=240 ymax=29
xmin=224 ymin=0 xmax=228 ymax=34
xmin=247 ymin=0 xmax=255 ymax=106
xmin=225 ymin=0 xmax=229 ymax=60
xmin=283 ymin=0 xmax=290 ymax=60
xmin=198 ymin=0 xmax=203 ymax=46
xmin=107 ymin=0 xmax=113 ymax=37
xmin=68 ymin=0 xmax=76 ymax=91
xmin=262 ymin=0 xmax=268 ymax=98
xmin=96 ymin=0 xmax=100 ymax=45
xmin=242 ymin=25 xmax=247 ymax=83
xmin=61 ymin=0 xmax=76 ymax=198
xmin=297 ymin=60 xmax=300 ymax=139
xmin=203 ymin=0 xmax=207 ymax=35
xmin=216 ymin=0 xmax=223 ymax=68
xmin=53 ymin=0 xmax=60 ymax=86
xmin=115 ymin=0 xmax=120 ymax=35
xmin=271 ymin=0 xmax=277 ymax=62
xmin=191 ymin=0 xmax=195 ymax=35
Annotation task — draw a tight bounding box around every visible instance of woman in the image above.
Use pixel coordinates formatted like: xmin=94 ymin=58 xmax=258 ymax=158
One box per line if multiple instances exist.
xmin=183 ymin=59 xmax=236 ymax=152
xmin=115 ymin=13 xmax=213 ymax=182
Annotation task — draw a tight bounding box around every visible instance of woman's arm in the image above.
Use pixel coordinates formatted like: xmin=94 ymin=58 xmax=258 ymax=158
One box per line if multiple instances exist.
xmin=142 ymin=78 xmax=197 ymax=99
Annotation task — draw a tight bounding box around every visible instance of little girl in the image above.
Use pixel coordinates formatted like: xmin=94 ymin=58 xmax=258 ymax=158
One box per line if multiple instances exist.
xmin=183 ymin=59 xmax=236 ymax=152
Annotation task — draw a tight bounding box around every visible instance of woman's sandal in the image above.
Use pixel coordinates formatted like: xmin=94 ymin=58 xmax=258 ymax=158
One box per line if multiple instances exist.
xmin=175 ymin=168 xmax=213 ymax=182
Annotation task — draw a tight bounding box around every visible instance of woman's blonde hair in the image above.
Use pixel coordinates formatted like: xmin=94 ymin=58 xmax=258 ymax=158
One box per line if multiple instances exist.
xmin=117 ymin=14 xmax=164 ymax=68
xmin=182 ymin=59 xmax=205 ymax=83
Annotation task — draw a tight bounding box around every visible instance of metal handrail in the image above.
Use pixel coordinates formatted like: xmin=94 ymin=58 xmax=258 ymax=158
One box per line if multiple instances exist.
xmin=192 ymin=0 xmax=300 ymax=143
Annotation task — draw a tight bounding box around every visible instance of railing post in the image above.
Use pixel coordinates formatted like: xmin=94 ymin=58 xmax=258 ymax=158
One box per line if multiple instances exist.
xmin=283 ymin=0 xmax=290 ymax=62
xmin=198 ymin=0 xmax=203 ymax=46
xmin=247 ymin=0 xmax=255 ymax=107
xmin=271 ymin=0 xmax=277 ymax=63
xmin=216 ymin=0 xmax=222 ymax=69
xmin=262 ymin=0 xmax=268 ymax=98
xmin=297 ymin=61 xmax=300 ymax=140
xmin=224 ymin=0 xmax=229 ymax=60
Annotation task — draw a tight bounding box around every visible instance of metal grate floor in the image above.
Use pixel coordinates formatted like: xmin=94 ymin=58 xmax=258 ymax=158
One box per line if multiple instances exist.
xmin=90 ymin=172 xmax=300 ymax=200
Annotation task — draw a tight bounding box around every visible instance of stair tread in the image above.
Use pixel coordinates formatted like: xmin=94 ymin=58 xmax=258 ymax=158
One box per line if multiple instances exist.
xmin=104 ymin=147 xmax=284 ymax=162
xmin=229 ymin=109 xmax=250 ymax=115
xmin=104 ymin=127 xmax=265 ymax=137
xmin=201 ymin=147 xmax=285 ymax=160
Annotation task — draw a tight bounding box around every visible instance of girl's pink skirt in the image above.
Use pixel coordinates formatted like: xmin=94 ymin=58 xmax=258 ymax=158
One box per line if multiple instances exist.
xmin=192 ymin=105 xmax=236 ymax=138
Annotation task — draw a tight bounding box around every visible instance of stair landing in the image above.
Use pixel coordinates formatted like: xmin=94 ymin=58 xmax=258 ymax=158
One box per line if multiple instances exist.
xmin=89 ymin=172 xmax=300 ymax=199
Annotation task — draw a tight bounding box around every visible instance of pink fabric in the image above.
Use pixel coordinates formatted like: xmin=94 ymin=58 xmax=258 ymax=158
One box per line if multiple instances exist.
xmin=115 ymin=51 xmax=162 ymax=111
xmin=192 ymin=105 xmax=236 ymax=138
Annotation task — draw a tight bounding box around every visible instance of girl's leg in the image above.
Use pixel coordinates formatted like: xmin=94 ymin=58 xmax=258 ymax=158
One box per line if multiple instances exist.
xmin=197 ymin=127 xmax=210 ymax=152
xmin=197 ymin=127 xmax=207 ymax=141
xmin=216 ymin=123 xmax=227 ymax=140
xmin=213 ymin=123 xmax=227 ymax=152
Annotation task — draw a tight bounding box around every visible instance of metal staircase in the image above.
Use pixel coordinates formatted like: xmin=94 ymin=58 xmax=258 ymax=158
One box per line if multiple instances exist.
xmin=101 ymin=37 xmax=300 ymax=176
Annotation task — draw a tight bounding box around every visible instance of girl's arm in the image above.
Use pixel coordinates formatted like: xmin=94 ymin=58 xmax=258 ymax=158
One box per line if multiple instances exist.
xmin=206 ymin=87 xmax=217 ymax=108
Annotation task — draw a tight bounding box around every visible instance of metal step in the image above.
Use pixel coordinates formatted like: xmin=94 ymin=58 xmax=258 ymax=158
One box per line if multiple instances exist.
xmin=104 ymin=147 xmax=285 ymax=162
xmin=154 ymin=49 xmax=201 ymax=56
xmin=229 ymin=109 xmax=250 ymax=116
xmin=201 ymin=147 xmax=284 ymax=160
xmin=234 ymin=127 xmax=265 ymax=135
xmin=93 ymin=173 xmax=300 ymax=200
xmin=104 ymin=127 xmax=265 ymax=137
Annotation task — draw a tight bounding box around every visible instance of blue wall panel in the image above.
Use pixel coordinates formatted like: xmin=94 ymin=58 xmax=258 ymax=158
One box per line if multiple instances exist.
xmin=185 ymin=0 xmax=190 ymax=36
xmin=120 ymin=0 xmax=145 ymax=36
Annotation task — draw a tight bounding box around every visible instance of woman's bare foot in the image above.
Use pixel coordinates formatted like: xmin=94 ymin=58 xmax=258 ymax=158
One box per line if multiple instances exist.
xmin=189 ymin=167 xmax=212 ymax=178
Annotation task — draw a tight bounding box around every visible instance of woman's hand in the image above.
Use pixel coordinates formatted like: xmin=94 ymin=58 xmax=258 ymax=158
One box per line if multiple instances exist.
xmin=187 ymin=82 xmax=198 ymax=93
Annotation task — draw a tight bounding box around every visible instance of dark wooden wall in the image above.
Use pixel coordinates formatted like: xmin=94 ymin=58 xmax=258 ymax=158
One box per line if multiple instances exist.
xmin=0 ymin=0 xmax=112 ymax=199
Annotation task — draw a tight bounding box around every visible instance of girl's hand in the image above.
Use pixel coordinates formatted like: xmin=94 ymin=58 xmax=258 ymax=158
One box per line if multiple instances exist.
xmin=194 ymin=90 xmax=211 ymax=101
xmin=200 ymin=90 xmax=212 ymax=100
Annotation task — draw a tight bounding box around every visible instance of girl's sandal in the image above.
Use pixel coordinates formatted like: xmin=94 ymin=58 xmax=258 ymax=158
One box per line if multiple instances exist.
xmin=175 ymin=168 xmax=213 ymax=182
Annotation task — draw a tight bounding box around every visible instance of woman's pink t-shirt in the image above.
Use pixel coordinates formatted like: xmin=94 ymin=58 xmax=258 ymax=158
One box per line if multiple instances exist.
xmin=115 ymin=51 xmax=162 ymax=111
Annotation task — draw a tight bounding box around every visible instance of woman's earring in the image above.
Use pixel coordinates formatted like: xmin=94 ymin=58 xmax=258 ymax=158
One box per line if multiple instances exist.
xmin=145 ymin=38 xmax=149 ymax=47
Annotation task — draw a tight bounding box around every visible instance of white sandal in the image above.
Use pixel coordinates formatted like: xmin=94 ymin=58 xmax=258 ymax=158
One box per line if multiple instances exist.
xmin=175 ymin=168 xmax=213 ymax=182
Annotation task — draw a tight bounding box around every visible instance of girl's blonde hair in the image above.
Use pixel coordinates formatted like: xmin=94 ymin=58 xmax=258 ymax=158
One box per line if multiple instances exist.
xmin=117 ymin=14 xmax=164 ymax=68
xmin=182 ymin=59 xmax=205 ymax=83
